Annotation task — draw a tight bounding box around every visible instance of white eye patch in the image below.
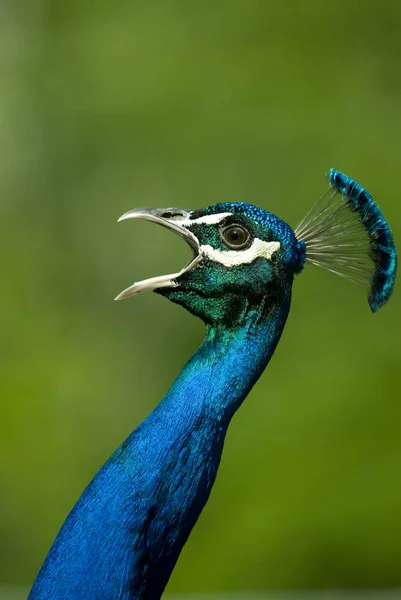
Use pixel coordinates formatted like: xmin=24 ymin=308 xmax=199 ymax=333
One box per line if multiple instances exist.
xmin=181 ymin=213 xmax=233 ymax=226
xmin=200 ymin=238 xmax=280 ymax=267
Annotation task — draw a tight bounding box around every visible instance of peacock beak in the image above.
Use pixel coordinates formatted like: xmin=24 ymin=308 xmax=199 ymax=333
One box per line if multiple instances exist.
xmin=115 ymin=208 xmax=202 ymax=300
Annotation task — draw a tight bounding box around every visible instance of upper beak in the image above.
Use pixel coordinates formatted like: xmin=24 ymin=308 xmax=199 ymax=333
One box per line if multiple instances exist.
xmin=115 ymin=208 xmax=201 ymax=300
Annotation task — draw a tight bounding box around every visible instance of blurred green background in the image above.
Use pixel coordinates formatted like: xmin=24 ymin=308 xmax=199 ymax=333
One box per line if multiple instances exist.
xmin=1 ymin=0 xmax=400 ymax=595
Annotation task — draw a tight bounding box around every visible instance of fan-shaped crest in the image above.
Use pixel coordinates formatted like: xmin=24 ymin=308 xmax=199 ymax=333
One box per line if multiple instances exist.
xmin=295 ymin=169 xmax=397 ymax=312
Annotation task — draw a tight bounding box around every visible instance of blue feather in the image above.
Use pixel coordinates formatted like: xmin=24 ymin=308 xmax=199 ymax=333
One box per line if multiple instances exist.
xmin=328 ymin=169 xmax=397 ymax=312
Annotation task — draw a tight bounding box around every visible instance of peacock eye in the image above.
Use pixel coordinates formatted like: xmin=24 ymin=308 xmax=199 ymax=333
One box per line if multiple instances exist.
xmin=221 ymin=224 xmax=250 ymax=249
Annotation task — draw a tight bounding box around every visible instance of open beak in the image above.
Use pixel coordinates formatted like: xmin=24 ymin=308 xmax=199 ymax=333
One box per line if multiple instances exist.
xmin=115 ymin=208 xmax=202 ymax=300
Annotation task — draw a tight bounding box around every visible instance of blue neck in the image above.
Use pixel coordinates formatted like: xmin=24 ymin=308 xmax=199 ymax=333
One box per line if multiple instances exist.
xmin=29 ymin=298 xmax=291 ymax=600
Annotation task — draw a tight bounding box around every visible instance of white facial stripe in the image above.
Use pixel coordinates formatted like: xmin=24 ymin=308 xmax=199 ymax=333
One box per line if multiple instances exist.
xmin=200 ymin=238 xmax=280 ymax=267
xmin=180 ymin=212 xmax=233 ymax=227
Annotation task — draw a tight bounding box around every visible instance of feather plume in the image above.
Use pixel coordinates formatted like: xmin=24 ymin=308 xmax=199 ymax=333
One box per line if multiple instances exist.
xmin=295 ymin=169 xmax=397 ymax=312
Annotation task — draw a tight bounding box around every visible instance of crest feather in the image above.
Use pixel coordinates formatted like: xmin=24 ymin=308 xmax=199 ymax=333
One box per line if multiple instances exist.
xmin=295 ymin=169 xmax=397 ymax=312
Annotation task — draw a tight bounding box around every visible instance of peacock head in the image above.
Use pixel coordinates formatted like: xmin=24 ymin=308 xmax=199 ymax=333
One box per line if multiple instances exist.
xmin=115 ymin=203 xmax=305 ymax=325
xmin=116 ymin=170 xmax=397 ymax=323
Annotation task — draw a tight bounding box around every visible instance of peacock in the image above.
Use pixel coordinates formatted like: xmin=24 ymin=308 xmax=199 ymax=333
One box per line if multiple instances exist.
xmin=29 ymin=169 xmax=396 ymax=599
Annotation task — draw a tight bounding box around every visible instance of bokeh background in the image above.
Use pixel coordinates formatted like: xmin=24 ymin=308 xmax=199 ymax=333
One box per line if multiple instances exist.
xmin=1 ymin=0 xmax=400 ymax=597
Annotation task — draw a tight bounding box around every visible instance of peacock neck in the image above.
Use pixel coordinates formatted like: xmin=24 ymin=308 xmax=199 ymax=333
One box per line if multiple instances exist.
xmin=28 ymin=293 xmax=292 ymax=600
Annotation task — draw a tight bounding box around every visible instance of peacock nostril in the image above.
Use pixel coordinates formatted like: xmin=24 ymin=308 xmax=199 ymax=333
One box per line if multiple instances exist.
xmin=161 ymin=210 xmax=185 ymax=220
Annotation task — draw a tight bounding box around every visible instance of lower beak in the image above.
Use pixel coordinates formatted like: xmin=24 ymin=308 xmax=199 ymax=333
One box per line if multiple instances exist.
xmin=115 ymin=208 xmax=201 ymax=300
